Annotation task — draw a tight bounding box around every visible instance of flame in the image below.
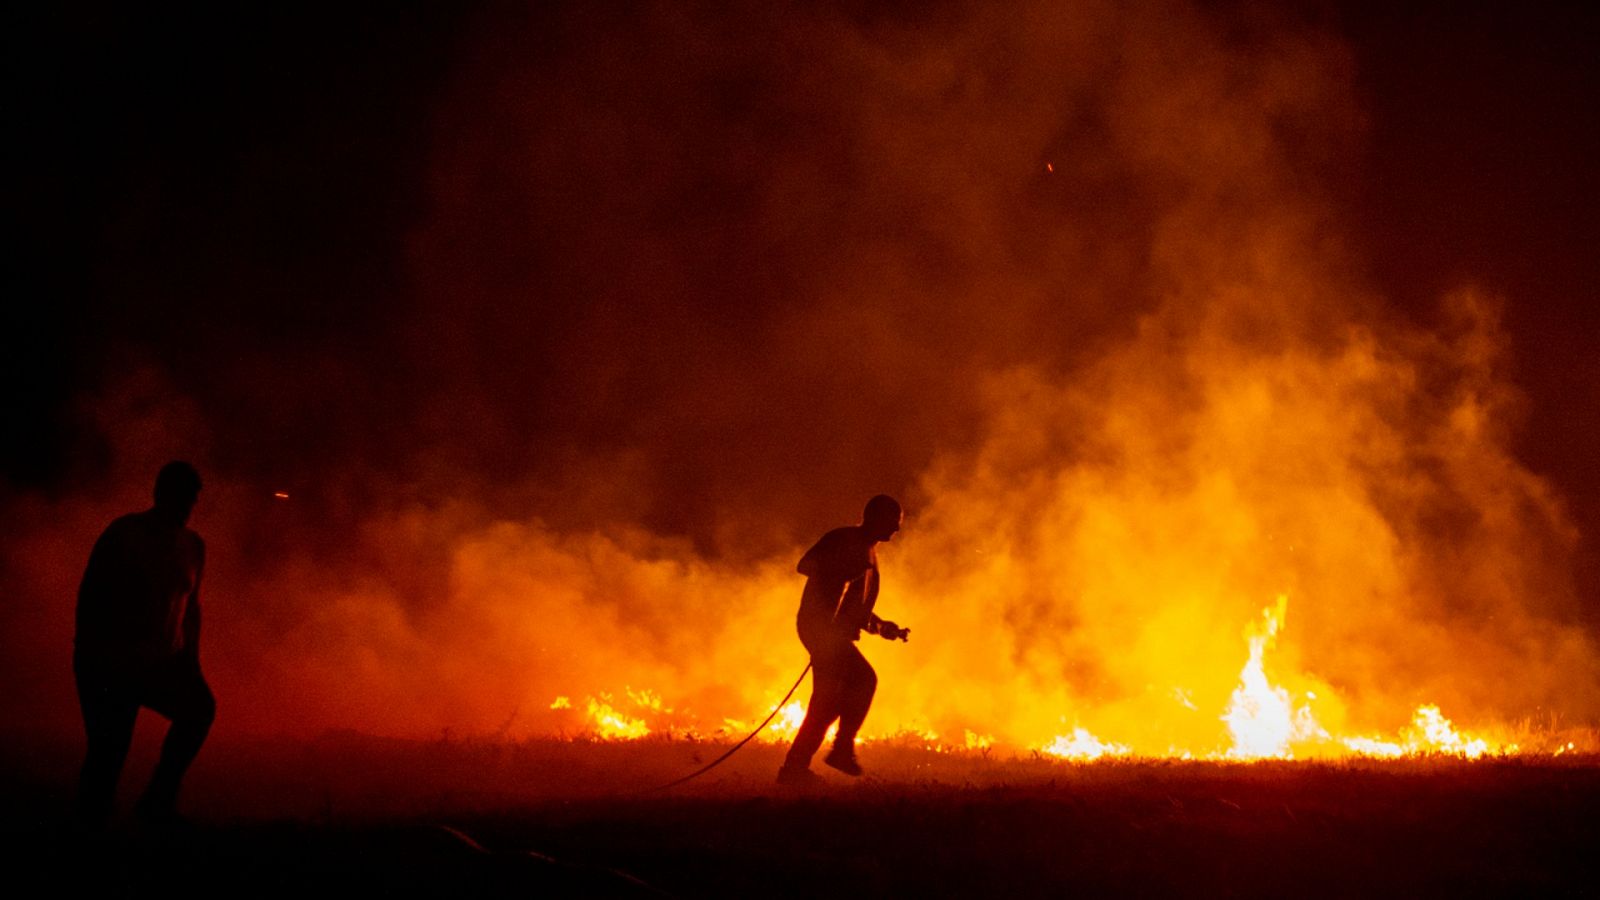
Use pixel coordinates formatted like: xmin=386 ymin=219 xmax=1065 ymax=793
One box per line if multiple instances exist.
xmin=56 ymin=2 xmax=1591 ymax=771
xmin=1337 ymin=706 xmax=1505 ymax=758
xmin=1404 ymin=705 xmax=1494 ymax=758
xmin=768 ymin=701 xmax=807 ymax=739
xmin=583 ymin=694 xmax=650 ymax=739
xmin=717 ymin=700 xmax=810 ymax=742
xmin=626 ymin=687 xmax=669 ymax=713
xmin=1339 ymin=735 xmax=1405 ymax=758
xmin=1222 ymin=596 xmax=1328 ymax=758
xmin=545 ymin=596 xmax=1539 ymax=759
xmin=1040 ymin=727 xmax=1130 ymax=760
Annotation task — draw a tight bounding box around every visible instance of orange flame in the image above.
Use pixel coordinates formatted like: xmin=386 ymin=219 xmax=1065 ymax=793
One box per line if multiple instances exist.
xmin=1222 ymin=596 xmax=1327 ymax=758
xmin=581 ymin=693 xmax=650 ymax=739
xmin=1040 ymin=727 xmax=1130 ymax=760
xmin=547 ymin=594 xmax=1535 ymax=760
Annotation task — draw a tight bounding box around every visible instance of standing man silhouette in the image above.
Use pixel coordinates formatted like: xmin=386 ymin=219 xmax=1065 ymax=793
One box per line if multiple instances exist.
xmin=74 ymin=461 xmax=216 ymax=825
xmin=778 ymin=494 xmax=909 ymax=785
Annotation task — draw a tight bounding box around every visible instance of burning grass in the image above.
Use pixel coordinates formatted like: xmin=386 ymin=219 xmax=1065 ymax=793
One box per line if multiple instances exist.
xmin=537 ymin=595 xmax=1590 ymax=766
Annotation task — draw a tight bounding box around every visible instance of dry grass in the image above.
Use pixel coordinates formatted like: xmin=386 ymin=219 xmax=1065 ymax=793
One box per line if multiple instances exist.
xmin=4 ymin=732 xmax=1598 ymax=897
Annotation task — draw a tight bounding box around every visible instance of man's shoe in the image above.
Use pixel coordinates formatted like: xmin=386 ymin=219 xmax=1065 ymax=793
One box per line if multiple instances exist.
xmin=823 ymin=747 xmax=863 ymax=777
xmin=134 ymin=793 xmax=191 ymax=830
xmin=776 ymin=764 xmax=823 ymax=787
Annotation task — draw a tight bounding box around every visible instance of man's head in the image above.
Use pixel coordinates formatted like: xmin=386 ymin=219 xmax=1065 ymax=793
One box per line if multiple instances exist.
xmin=862 ymin=494 xmax=903 ymax=543
xmin=153 ymin=461 xmax=202 ymax=525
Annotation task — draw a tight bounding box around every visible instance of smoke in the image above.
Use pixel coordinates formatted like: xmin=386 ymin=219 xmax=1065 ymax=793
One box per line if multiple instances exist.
xmin=3 ymin=1 xmax=1595 ymax=755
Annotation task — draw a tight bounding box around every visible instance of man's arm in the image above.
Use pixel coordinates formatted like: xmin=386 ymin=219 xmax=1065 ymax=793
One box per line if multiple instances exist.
xmin=833 ymin=576 xmax=870 ymax=630
xmin=863 ymin=611 xmax=910 ymax=642
xmin=182 ymin=539 xmax=204 ymax=662
xmin=77 ymin=524 xmax=121 ymax=611
xmin=183 ymin=592 xmax=202 ymax=660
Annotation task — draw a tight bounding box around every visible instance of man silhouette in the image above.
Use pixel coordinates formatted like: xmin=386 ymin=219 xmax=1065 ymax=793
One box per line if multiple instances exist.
xmin=74 ymin=461 xmax=216 ymax=825
xmin=778 ymin=494 xmax=909 ymax=785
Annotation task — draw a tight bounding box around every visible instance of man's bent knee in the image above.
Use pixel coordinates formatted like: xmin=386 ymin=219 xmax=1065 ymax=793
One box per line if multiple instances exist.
xmin=850 ymin=655 xmax=877 ymax=691
xmin=194 ymin=691 xmax=217 ymax=728
xmin=189 ymin=681 xmax=217 ymax=727
xmin=156 ymin=673 xmax=216 ymax=728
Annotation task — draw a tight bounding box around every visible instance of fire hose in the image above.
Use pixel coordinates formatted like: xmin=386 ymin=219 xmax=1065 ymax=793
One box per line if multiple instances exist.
xmin=638 ymin=661 xmax=813 ymax=794
xmin=642 ymin=620 xmax=907 ymax=791
xmin=428 ymin=629 xmax=902 ymax=889
xmin=422 ymin=674 xmax=817 ymax=898
xmin=429 ymin=642 xmax=897 ymax=882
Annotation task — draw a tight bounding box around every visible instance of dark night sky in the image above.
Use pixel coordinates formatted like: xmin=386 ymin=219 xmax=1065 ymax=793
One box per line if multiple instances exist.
xmin=1344 ymin=3 xmax=1600 ymax=604
xmin=5 ymin=1 xmax=1599 ymax=599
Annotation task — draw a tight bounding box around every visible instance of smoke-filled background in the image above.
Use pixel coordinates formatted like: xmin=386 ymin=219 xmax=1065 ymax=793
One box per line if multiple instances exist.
xmin=5 ymin=1 xmax=1599 ymax=754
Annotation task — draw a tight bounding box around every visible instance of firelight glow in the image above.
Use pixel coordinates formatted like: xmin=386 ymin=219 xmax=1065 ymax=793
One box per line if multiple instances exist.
xmin=549 ymin=596 xmax=1523 ymax=760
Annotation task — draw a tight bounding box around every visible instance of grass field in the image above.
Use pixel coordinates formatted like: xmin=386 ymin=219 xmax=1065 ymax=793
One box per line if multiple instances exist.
xmin=4 ymin=734 xmax=1598 ymax=897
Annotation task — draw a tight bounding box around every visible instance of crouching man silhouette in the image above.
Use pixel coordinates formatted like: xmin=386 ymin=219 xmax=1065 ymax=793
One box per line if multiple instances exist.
xmin=777 ymin=495 xmax=909 ymax=785
xmin=74 ymin=461 xmax=216 ymax=825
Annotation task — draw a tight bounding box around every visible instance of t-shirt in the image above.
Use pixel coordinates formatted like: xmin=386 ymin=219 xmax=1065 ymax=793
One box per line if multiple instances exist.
xmin=796 ymin=525 xmax=878 ymax=633
xmin=75 ymin=509 xmax=205 ymax=668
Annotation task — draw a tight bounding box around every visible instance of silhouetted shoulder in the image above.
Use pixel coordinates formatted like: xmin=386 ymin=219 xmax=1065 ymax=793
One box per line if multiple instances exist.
xmin=84 ymin=514 xmax=144 ymax=569
xmin=100 ymin=512 xmax=144 ymax=539
xmin=81 ymin=512 xmax=204 ymax=599
xmin=797 ymin=526 xmax=872 ymax=581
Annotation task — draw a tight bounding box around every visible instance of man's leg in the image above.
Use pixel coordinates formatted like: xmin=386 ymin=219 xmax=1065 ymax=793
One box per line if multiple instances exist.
xmin=822 ymin=647 xmax=875 ymax=775
xmin=832 ymin=647 xmax=877 ymax=750
xmin=137 ymin=660 xmax=216 ymax=820
xmin=783 ymin=659 xmax=844 ymax=771
xmin=74 ymin=661 xmax=139 ymax=825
